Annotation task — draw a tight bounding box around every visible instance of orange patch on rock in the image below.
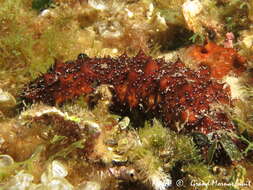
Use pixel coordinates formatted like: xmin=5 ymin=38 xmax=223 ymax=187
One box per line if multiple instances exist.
xmin=188 ymin=42 xmax=246 ymax=79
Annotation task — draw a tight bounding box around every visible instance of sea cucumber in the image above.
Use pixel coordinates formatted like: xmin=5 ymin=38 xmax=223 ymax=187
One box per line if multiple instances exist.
xmin=21 ymin=42 xmax=246 ymax=135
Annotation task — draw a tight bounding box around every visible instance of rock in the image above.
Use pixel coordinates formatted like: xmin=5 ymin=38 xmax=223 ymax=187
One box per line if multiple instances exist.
xmin=6 ymin=171 xmax=34 ymax=190
xmin=77 ymin=181 xmax=101 ymax=190
xmin=83 ymin=120 xmax=101 ymax=135
xmin=47 ymin=178 xmax=73 ymax=190
xmin=118 ymin=117 xmax=130 ymax=130
xmin=0 ymin=89 xmax=16 ymax=111
xmin=41 ymin=160 xmax=68 ymax=184
xmin=0 ymin=154 xmax=14 ymax=167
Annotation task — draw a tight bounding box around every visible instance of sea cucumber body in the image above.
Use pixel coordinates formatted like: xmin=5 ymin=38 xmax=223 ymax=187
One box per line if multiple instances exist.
xmin=22 ymin=44 xmax=246 ymax=134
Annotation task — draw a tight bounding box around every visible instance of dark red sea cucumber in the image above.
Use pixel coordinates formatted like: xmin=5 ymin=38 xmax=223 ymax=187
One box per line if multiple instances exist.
xmin=21 ymin=43 xmax=246 ymax=135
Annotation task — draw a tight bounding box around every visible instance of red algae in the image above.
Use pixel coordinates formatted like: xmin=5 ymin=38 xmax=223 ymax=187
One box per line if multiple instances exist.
xmin=21 ymin=43 xmax=247 ymax=135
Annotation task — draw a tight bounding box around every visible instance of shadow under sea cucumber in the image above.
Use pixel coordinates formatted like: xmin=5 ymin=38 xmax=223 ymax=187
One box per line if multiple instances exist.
xmin=21 ymin=42 xmax=246 ymax=135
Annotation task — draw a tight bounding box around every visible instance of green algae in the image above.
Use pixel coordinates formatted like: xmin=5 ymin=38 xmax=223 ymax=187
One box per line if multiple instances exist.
xmin=32 ymin=0 xmax=53 ymax=11
xmin=129 ymin=119 xmax=201 ymax=172
xmin=47 ymin=139 xmax=85 ymax=162
xmin=139 ymin=120 xmax=168 ymax=150
xmin=0 ymin=145 xmax=45 ymax=182
xmin=0 ymin=0 xmax=100 ymax=94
